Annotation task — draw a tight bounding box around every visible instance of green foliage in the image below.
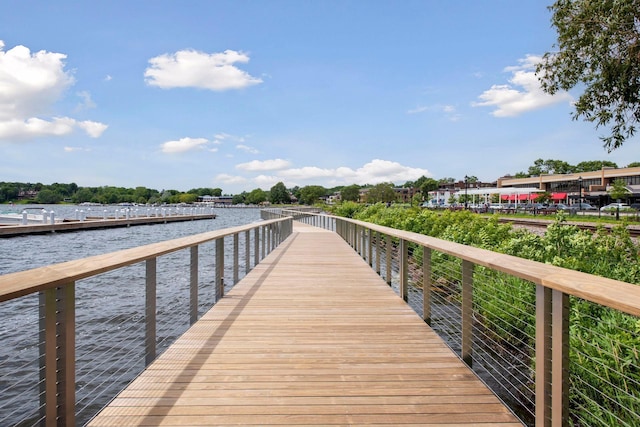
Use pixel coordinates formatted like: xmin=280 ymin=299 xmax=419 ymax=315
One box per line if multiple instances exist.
xmin=366 ymin=182 xmax=397 ymax=204
xmin=329 ymin=201 xmax=364 ymax=218
xmin=246 ymin=188 xmax=267 ymax=205
xmin=538 ymin=0 xmax=640 ymax=151
xmin=340 ymin=184 xmax=361 ymax=202
xmin=334 ymin=206 xmax=640 ymax=424
xmin=298 ymin=185 xmax=326 ymax=205
xmin=608 ymin=178 xmax=631 ymax=201
xmin=269 ymin=182 xmax=291 ymax=204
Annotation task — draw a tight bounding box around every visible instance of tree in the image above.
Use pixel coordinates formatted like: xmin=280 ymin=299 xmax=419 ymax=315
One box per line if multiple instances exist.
xmin=36 ymin=189 xmax=62 ymax=204
xmin=574 ymin=160 xmax=618 ymax=172
xmin=299 ymin=185 xmax=326 ymax=205
xmin=608 ymin=179 xmax=631 ymax=201
xmin=537 ymin=0 xmax=640 ymax=151
xmin=232 ymin=193 xmax=246 ymax=205
xmin=366 ymin=183 xmax=396 ymax=204
xmin=527 ymin=158 xmax=574 ymax=175
xmin=627 ymin=162 xmax=640 ymax=168
xmin=419 ymin=178 xmax=439 ymax=195
xmin=269 ymin=182 xmax=291 ymax=204
xmin=340 ymin=185 xmax=361 ymax=202
xmin=246 ymin=188 xmax=267 ymax=205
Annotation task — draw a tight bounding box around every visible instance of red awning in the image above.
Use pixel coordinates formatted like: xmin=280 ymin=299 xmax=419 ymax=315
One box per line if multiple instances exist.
xmin=501 ymin=194 xmax=539 ymax=201
xmin=551 ymin=192 xmax=567 ymax=200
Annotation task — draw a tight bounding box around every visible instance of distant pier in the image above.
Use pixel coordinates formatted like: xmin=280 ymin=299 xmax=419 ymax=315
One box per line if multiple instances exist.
xmin=0 ymin=213 xmax=216 ymax=238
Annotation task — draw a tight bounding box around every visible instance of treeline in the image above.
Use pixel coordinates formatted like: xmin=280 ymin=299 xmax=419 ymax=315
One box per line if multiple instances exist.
xmin=0 ymin=182 xmax=223 ymax=205
xmin=514 ymin=159 xmax=640 ymax=178
xmin=3 ymin=159 xmax=636 ymax=206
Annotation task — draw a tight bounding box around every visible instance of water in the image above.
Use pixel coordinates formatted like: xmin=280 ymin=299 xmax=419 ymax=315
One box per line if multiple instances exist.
xmin=0 ymin=205 xmax=262 ymax=426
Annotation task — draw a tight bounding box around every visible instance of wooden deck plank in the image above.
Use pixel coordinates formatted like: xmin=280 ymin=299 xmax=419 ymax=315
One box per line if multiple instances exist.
xmin=89 ymin=223 xmax=521 ymax=426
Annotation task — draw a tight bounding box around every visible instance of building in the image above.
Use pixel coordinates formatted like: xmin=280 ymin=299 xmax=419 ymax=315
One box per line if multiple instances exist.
xmin=497 ymin=166 xmax=640 ymax=206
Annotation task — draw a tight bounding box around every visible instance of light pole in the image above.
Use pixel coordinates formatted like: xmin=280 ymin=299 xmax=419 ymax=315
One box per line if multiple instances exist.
xmin=464 ymin=175 xmax=468 ymax=209
xmin=577 ymin=176 xmax=583 ymax=210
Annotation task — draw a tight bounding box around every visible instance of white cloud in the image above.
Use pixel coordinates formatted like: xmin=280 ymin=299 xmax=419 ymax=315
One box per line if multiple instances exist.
xmin=269 ymin=159 xmax=431 ymax=187
xmin=236 ymin=158 xmax=291 ymax=171
xmin=407 ymin=104 xmax=460 ymax=121
xmin=160 ymin=137 xmax=210 ymax=153
xmin=64 ymin=146 xmax=89 ymax=152
xmin=291 ymin=159 xmax=431 ymax=185
xmin=75 ymin=91 xmax=96 ymax=111
xmin=0 ymin=40 xmax=108 ymax=140
xmin=215 ymin=173 xmax=248 ymax=185
xmin=407 ymin=106 xmax=429 ymax=114
xmin=144 ymin=49 xmax=263 ymax=91
xmin=253 ymin=174 xmax=280 ymax=187
xmin=236 ymin=144 xmax=259 ymax=154
xmin=472 ymin=54 xmax=572 ymax=117
xmin=77 ymin=120 xmax=108 ymax=138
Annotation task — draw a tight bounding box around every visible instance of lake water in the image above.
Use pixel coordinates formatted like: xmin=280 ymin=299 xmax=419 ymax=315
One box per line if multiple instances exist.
xmin=0 ymin=205 xmax=263 ymax=426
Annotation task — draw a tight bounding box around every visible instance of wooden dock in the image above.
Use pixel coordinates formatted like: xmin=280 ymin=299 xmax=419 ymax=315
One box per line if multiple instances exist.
xmin=0 ymin=214 xmax=216 ymax=237
xmin=88 ymin=223 xmax=521 ymax=426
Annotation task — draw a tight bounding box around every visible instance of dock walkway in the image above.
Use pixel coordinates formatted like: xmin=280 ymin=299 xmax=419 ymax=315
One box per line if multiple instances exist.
xmin=89 ymin=223 xmax=521 ymax=426
xmin=0 ymin=214 xmax=216 ymax=237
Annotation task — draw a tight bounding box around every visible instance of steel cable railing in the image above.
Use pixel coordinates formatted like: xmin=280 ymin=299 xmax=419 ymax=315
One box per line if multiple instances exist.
xmin=284 ymin=210 xmax=640 ymax=427
xmin=0 ymin=217 xmax=292 ymax=426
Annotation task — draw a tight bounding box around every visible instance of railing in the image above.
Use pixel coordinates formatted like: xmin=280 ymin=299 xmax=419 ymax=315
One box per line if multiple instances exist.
xmin=0 ymin=217 xmax=292 ymax=426
xmin=268 ymin=209 xmax=640 ymax=427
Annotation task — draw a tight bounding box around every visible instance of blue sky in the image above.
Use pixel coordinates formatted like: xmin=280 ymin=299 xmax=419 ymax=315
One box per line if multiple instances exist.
xmin=1 ymin=0 xmax=639 ymax=195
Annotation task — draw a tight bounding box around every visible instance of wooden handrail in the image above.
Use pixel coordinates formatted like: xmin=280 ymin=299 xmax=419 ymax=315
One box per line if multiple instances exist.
xmin=278 ymin=208 xmax=640 ymax=426
xmin=278 ymin=209 xmax=640 ymax=317
xmin=343 ymin=217 xmax=640 ymax=317
xmin=0 ymin=218 xmax=287 ymax=303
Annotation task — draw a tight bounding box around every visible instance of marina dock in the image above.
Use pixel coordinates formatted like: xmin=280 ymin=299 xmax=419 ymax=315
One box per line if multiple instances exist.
xmin=0 ymin=213 xmax=216 ymax=237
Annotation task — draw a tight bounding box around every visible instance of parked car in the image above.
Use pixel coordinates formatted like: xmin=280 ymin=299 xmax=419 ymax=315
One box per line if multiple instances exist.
xmin=555 ymin=203 xmax=578 ymax=214
xmin=577 ymin=203 xmax=596 ymax=211
xmin=630 ymin=203 xmax=640 ymax=211
xmin=600 ymin=203 xmax=631 ymax=211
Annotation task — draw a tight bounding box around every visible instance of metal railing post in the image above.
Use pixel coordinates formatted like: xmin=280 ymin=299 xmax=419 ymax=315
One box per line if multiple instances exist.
xmin=385 ymin=234 xmax=392 ymax=286
xmin=145 ymin=258 xmax=157 ymax=366
xmin=400 ymin=239 xmax=408 ymax=302
xmin=245 ymin=230 xmax=251 ymax=274
xmin=190 ymin=246 xmax=198 ymax=325
xmin=367 ymin=228 xmax=373 ymax=267
xmin=375 ymin=231 xmax=381 ymax=275
xmin=461 ymin=259 xmax=473 ymax=366
xmin=552 ymin=290 xmax=570 ymax=426
xmin=254 ymin=227 xmax=259 ymax=266
xmin=536 ymin=285 xmax=552 ymax=427
xmin=40 ymin=283 xmax=76 ymax=427
xmin=423 ymin=247 xmax=432 ymax=325
xmin=233 ymin=233 xmax=239 ymax=285
xmin=216 ymin=238 xmax=224 ymax=300
xmin=57 ymin=284 xmax=75 ymax=427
